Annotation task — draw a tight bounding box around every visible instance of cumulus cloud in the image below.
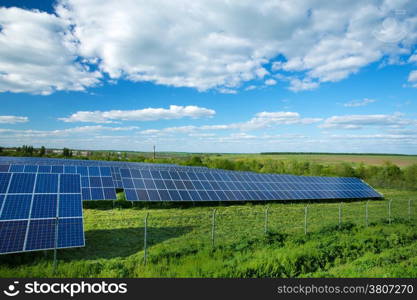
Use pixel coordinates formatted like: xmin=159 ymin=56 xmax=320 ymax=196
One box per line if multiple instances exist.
xmin=0 ymin=7 xmax=101 ymax=94
xmin=343 ymin=98 xmax=376 ymax=107
xmin=0 ymin=115 xmax=28 ymax=124
xmin=54 ymin=0 xmax=417 ymax=92
xmin=408 ymin=70 xmax=417 ymax=87
xmin=0 ymin=1 xmax=415 ymax=94
xmin=264 ymin=79 xmax=277 ymax=86
xmin=139 ymin=111 xmax=321 ymax=135
xmin=59 ymin=105 xmax=215 ymax=123
xmin=0 ymin=125 xmax=138 ymax=137
xmin=319 ymin=113 xmax=417 ymax=129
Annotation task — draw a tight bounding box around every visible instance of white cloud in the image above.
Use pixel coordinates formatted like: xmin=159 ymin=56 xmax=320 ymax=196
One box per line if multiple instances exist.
xmin=408 ymin=53 xmax=417 ymax=63
xmin=53 ymin=0 xmax=417 ymax=93
xmin=0 ymin=125 xmax=138 ymax=137
xmin=0 ymin=1 xmax=415 ymax=95
xmin=138 ymin=111 xmax=321 ymax=135
xmin=320 ymin=113 xmax=417 ymax=129
xmin=0 ymin=7 xmax=101 ymax=94
xmin=343 ymin=98 xmax=376 ymax=107
xmin=288 ymin=78 xmax=319 ymax=92
xmin=264 ymin=79 xmax=277 ymax=86
xmin=59 ymin=105 xmax=215 ymax=123
xmin=408 ymin=70 xmax=417 ymax=87
xmin=0 ymin=115 xmax=28 ymax=124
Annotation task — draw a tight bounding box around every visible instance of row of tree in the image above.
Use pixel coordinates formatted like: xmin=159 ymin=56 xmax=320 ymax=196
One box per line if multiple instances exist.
xmin=0 ymin=145 xmax=72 ymax=157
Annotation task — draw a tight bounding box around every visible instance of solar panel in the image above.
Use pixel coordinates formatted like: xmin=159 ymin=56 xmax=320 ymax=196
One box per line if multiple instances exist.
xmin=0 ymin=172 xmax=84 ymax=255
xmin=0 ymin=157 xmax=383 ymax=203
xmin=0 ymin=159 xmax=117 ymax=201
xmin=119 ymin=167 xmax=382 ymax=202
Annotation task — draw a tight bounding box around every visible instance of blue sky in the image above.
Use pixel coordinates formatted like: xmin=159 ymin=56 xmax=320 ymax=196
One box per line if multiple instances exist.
xmin=1 ymin=0 xmax=417 ymax=153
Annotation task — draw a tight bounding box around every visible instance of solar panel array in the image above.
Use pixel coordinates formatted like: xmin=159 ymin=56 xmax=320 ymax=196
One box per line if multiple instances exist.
xmin=0 ymin=172 xmax=84 ymax=254
xmin=0 ymin=163 xmax=117 ymax=201
xmin=120 ymin=168 xmax=381 ymax=201
xmin=0 ymin=156 xmax=383 ymax=203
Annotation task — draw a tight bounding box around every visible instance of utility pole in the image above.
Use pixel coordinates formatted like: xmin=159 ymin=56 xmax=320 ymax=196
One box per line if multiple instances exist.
xmin=153 ymin=145 xmax=156 ymax=160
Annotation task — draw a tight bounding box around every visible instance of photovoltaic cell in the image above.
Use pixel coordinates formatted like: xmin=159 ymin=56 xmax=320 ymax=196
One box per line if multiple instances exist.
xmin=25 ymin=219 xmax=56 ymax=251
xmin=0 ymin=195 xmax=32 ymax=220
xmin=0 ymin=220 xmax=28 ymax=253
xmin=8 ymin=173 xmax=36 ymax=193
xmin=35 ymin=174 xmax=58 ymax=193
xmin=0 ymin=165 xmax=9 ymax=172
xmin=60 ymin=174 xmax=81 ymax=194
xmin=30 ymin=194 xmax=57 ymax=219
xmin=0 ymin=172 xmax=84 ymax=255
xmin=120 ymin=167 xmax=382 ymax=202
xmin=58 ymin=218 xmax=84 ymax=248
xmin=59 ymin=194 xmax=82 ymax=218
xmin=0 ymin=173 xmax=11 ymax=193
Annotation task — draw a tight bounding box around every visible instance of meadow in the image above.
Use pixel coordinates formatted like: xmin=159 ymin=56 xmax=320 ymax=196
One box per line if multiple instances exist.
xmin=0 ymin=151 xmax=416 ymax=277
xmin=0 ymin=189 xmax=416 ymax=278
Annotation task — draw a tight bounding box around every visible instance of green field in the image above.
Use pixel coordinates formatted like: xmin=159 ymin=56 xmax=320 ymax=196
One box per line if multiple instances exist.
xmin=227 ymin=153 xmax=417 ymax=167
xmin=0 ymin=189 xmax=416 ymax=278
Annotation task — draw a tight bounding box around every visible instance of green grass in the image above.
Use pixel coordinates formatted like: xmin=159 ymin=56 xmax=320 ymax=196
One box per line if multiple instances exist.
xmin=210 ymin=153 xmax=417 ymax=167
xmin=0 ymin=189 xmax=416 ymax=278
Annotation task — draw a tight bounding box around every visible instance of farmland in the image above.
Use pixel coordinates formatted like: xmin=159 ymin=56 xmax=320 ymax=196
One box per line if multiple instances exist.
xmin=225 ymin=153 xmax=417 ymax=168
xmin=0 ymin=188 xmax=416 ymax=278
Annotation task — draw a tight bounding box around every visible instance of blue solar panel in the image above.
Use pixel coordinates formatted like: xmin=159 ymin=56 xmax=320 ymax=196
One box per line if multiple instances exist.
xmin=24 ymin=165 xmax=38 ymax=173
xmin=0 ymin=195 xmax=32 ymax=220
xmin=59 ymin=194 xmax=82 ymax=218
xmin=77 ymin=166 xmax=88 ymax=176
xmin=0 ymin=173 xmax=11 ymax=193
xmin=89 ymin=177 xmax=102 ymax=187
xmin=90 ymin=188 xmax=104 ymax=200
xmin=103 ymin=188 xmax=117 ymax=200
xmin=82 ymin=188 xmax=91 ymax=200
xmin=0 ymin=165 xmax=9 ymax=172
xmin=58 ymin=218 xmax=84 ymax=248
xmin=31 ymin=194 xmax=57 ymax=218
xmin=8 ymin=173 xmax=36 ymax=193
xmin=51 ymin=165 xmax=64 ymax=173
xmin=101 ymin=177 xmax=114 ymax=187
xmin=81 ymin=177 xmax=90 ymax=188
xmin=25 ymin=219 xmax=56 ymax=251
xmin=64 ymin=166 xmax=76 ymax=174
xmin=60 ymin=174 xmax=81 ymax=194
xmin=10 ymin=165 xmax=24 ymax=172
xmin=0 ymin=220 xmax=28 ymax=253
xmin=0 ymin=172 xmax=85 ymax=254
xmin=38 ymin=165 xmax=52 ymax=173
xmin=120 ymin=167 xmax=382 ymax=202
xmin=88 ymin=167 xmax=100 ymax=176
xmin=100 ymin=167 xmax=111 ymax=177
xmin=35 ymin=174 xmax=58 ymax=193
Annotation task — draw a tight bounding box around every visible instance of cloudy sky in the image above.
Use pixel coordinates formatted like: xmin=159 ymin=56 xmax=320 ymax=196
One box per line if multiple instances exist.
xmin=1 ymin=0 xmax=417 ymax=153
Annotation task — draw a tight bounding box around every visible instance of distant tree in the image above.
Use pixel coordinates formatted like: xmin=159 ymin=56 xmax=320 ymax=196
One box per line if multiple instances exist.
xmin=21 ymin=145 xmax=34 ymax=156
xmin=39 ymin=146 xmax=46 ymax=157
xmin=185 ymin=155 xmax=204 ymax=166
xmin=0 ymin=146 xmax=3 ymax=154
xmin=63 ymin=148 xmax=72 ymax=157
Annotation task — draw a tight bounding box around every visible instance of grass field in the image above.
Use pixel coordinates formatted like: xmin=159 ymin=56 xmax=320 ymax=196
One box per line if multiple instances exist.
xmin=0 ymin=189 xmax=416 ymax=278
xmin=215 ymin=153 xmax=417 ymax=167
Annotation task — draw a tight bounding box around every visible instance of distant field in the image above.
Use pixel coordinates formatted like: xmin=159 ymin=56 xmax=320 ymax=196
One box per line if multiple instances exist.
xmin=215 ymin=153 xmax=417 ymax=167
xmin=0 ymin=189 xmax=416 ymax=278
